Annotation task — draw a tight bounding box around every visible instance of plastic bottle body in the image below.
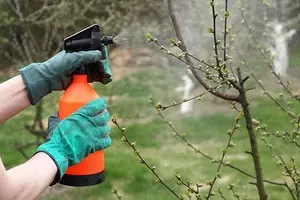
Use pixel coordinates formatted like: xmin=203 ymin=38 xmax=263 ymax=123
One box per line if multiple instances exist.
xmin=58 ymin=75 xmax=105 ymax=186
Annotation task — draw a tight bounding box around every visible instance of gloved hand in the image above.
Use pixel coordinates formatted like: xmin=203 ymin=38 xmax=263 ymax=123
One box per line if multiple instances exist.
xmin=87 ymin=46 xmax=112 ymax=84
xmin=20 ymin=47 xmax=112 ymax=105
xmin=36 ymin=98 xmax=111 ymax=185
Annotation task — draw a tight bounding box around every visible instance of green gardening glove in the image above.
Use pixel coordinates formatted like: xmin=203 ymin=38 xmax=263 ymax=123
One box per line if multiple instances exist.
xmin=36 ymin=98 xmax=111 ymax=185
xmin=20 ymin=48 xmax=112 ymax=105
xmin=87 ymin=46 xmax=112 ymax=84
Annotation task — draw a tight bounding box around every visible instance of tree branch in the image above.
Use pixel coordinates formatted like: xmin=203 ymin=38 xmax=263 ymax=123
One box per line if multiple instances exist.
xmin=112 ymin=117 xmax=181 ymax=199
xmin=150 ymin=97 xmax=285 ymax=187
xmin=239 ymin=9 xmax=297 ymax=101
xmin=159 ymin=91 xmax=211 ymax=111
xmin=223 ymin=0 xmax=229 ymax=67
xmin=166 ymin=0 xmax=239 ymax=102
xmin=261 ymin=138 xmax=297 ymax=200
xmin=237 ymin=51 xmax=297 ymax=119
xmin=112 ymin=188 xmax=122 ymax=200
xmin=237 ymin=68 xmax=268 ymax=200
xmin=207 ymin=114 xmax=241 ymax=199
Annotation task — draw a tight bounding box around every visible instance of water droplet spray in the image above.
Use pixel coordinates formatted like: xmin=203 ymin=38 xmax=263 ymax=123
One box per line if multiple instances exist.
xmin=113 ymin=35 xmax=130 ymax=45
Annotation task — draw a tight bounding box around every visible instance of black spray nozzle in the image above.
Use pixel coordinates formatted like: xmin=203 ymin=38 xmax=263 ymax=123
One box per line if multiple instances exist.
xmin=63 ymin=24 xmax=114 ymax=74
xmin=101 ymin=35 xmax=114 ymax=46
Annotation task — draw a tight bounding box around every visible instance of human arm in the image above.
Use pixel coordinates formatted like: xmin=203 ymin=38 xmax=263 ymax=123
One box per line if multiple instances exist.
xmin=0 ymin=153 xmax=57 ymax=200
xmin=0 ymin=75 xmax=30 ymax=123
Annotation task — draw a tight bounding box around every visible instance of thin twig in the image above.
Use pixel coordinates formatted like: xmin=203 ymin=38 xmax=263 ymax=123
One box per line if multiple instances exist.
xmin=261 ymin=138 xmax=297 ymax=200
xmin=237 ymin=50 xmax=297 ymax=119
xmin=228 ymin=184 xmax=241 ymax=200
xmin=240 ymin=9 xmax=296 ymax=100
xmin=112 ymin=117 xmax=181 ymax=199
xmin=6 ymin=0 xmax=23 ymax=20
xmin=112 ymin=188 xmax=122 ymax=200
xmin=279 ymin=156 xmax=299 ymax=199
xmin=211 ymin=0 xmax=221 ymax=69
xmin=207 ymin=114 xmax=241 ymax=199
xmin=285 ymin=182 xmax=297 ymax=200
xmin=166 ymin=0 xmax=239 ymax=102
xmin=150 ymin=97 xmax=286 ymax=187
xmin=152 ymin=39 xmax=207 ymax=73
xmin=210 ymin=0 xmax=233 ymax=85
xmin=175 ymin=175 xmax=199 ymax=195
xmin=159 ymin=91 xmax=210 ymax=111
xmin=223 ymin=0 xmax=229 ymax=66
xmin=170 ymin=40 xmax=214 ymax=69
xmin=186 ymin=52 xmax=214 ymax=69
xmin=218 ymin=189 xmax=227 ymax=200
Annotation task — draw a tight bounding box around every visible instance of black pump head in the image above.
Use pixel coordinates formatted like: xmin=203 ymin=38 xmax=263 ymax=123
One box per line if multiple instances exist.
xmin=64 ymin=24 xmax=114 ymax=74
xmin=64 ymin=24 xmax=113 ymax=51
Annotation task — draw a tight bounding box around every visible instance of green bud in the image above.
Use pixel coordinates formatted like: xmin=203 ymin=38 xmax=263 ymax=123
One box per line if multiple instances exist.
xmin=224 ymin=10 xmax=230 ymax=17
xmin=131 ymin=141 xmax=136 ymax=147
xmin=252 ymin=119 xmax=260 ymax=126
xmin=229 ymin=141 xmax=236 ymax=147
xmin=111 ymin=116 xmax=117 ymax=123
xmin=146 ymin=33 xmax=153 ymax=43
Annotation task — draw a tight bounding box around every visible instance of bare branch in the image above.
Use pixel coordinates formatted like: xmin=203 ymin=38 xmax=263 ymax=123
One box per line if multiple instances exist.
xmin=170 ymin=39 xmax=214 ymax=69
xmin=210 ymin=0 xmax=222 ymax=72
xmin=166 ymin=0 xmax=239 ymax=102
xmin=175 ymin=175 xmax=200 ymax=198
xmin=150 ymin=97 xmax=285 ymax=187
xmin=239 ymin=9 xmax=297 ymax=100
xmin=223 ymin=0 xmax=229 ymax=67
xmin=6 ymin=0 xmax=24 ymax=20
xmin=151 ymin=39 xmax=208 ymax=73
xmin=159 ymin=91 xmax=210 ymax=111
xmin=237 ymin=50 xmax=297 ymax=119
xmin=237 ymin=68 xmax=268 ymax=200
xmin=112 ymin=117 xmax=181 ymax=199
xmin=112 ymin=188 xmax=122 ymax=200
xmin=228 ymin=184 xmax=241 ymax=200
xmin=207 ymin=113 xmax=241 ymax=199
xmin=261 ymin=138 xmax=298 ymax=200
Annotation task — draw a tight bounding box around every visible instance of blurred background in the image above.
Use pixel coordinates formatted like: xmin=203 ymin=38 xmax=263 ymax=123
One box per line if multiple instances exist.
xmin=1 ymin=0 xmax=300 ymax=199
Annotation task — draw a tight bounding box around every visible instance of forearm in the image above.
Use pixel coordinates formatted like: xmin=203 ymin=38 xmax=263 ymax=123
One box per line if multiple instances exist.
xmin=0 ymin=153 xmax=57 ymax=200
xmin=0 ymin=75 xmax=31 ymax=123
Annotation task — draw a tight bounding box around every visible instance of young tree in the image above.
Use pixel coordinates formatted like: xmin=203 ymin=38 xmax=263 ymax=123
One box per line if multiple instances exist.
xmin=113 ymin=0 xmax=300 ymax=199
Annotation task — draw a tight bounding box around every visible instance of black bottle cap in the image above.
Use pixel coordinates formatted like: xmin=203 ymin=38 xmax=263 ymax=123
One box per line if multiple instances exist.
xmin=73 ymin=66 xmax=86 ymax=75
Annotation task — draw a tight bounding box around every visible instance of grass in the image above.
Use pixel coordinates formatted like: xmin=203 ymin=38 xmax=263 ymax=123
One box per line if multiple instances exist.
xmin=1 ymin=66 xmax=300 ymax=200
xmin=290 ymin=50 xmax=300 ymax=68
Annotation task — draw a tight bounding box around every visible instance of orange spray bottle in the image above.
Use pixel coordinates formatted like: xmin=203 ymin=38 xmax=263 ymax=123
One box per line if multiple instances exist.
xmin=58 ymin=24 xmax=113 ymax=186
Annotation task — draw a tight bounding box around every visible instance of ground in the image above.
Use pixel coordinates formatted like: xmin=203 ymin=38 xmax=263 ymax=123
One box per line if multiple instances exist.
xmin=1 ymin=51 xmax=300 ymax=200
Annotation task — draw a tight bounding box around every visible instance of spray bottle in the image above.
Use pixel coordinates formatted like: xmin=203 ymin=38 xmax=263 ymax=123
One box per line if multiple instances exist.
xmin=58 ymin=24 xmax=113 ymax=186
